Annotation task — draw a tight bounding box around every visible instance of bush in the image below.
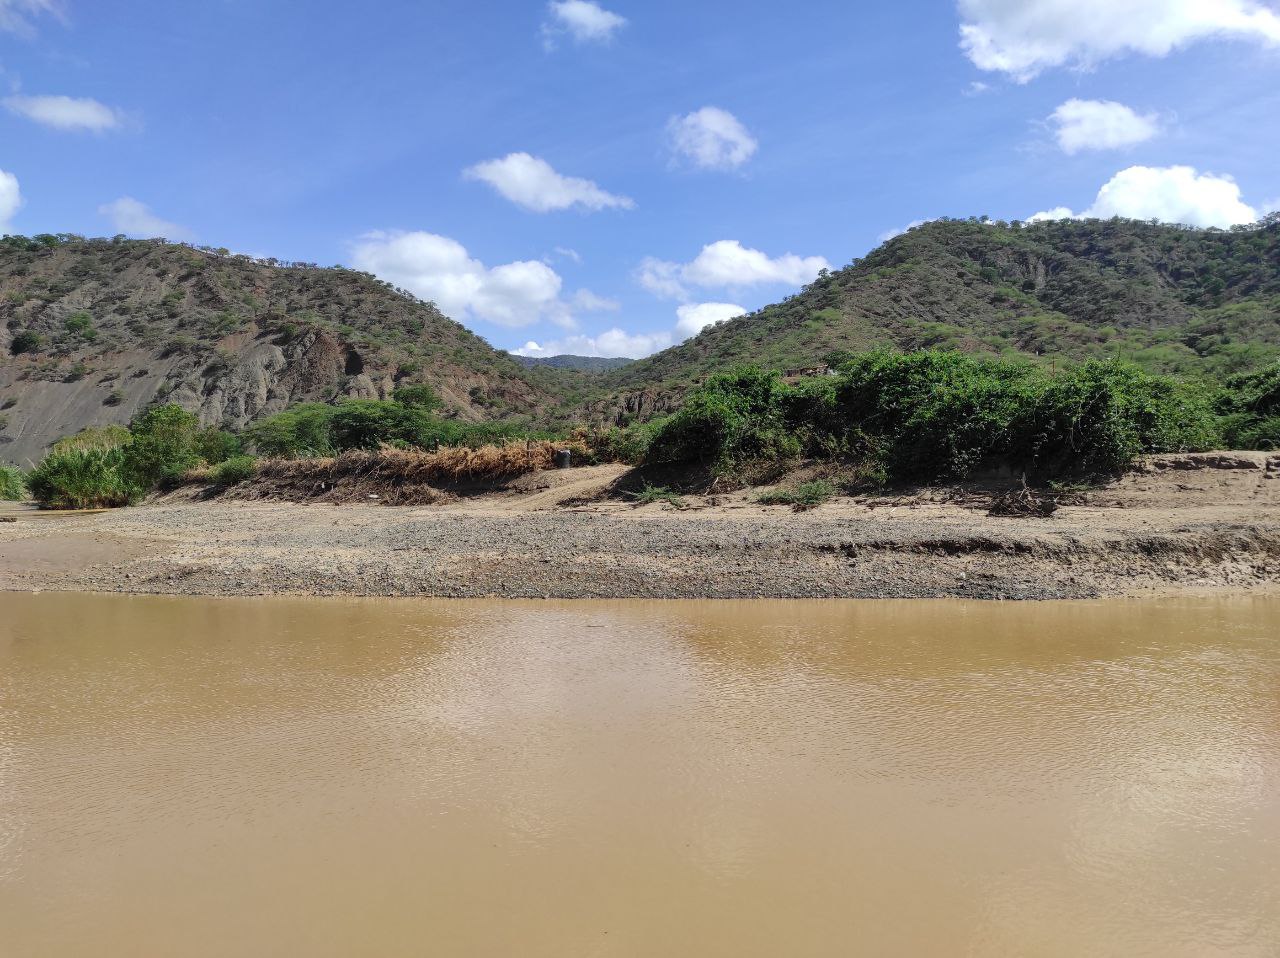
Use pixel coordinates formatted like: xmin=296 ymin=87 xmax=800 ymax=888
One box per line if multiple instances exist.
xmin=10 ymin=330 xmax=42 ymax=355
xmin=122 ymin=404 xmax=201 ymax=488
xmin=757 ymin=479 xmax=837 ymax=509
xmin=210 ymin=455 xmax=257 ymax=486
xmin=835 ymin=351 xmax=1040 ymax=479
xmin=27 ymin=447 xmax=138 ymax=509
xmin=194 ymin=427 xmax=242 ymax=465
xmin=648 ymin=366 xmax=800 ymax=469
xmin=245 ymin=403 xmax=337 ymax=458
xmin=1014 ymin=362 xmax=1221 ymax=477
xmin=0 ymin=465 xmax=25 ymax=501
xmin=592 ymin=419 xmax=668 ymax=465
xmin=391 ymin=383 xmax=441 ymax=411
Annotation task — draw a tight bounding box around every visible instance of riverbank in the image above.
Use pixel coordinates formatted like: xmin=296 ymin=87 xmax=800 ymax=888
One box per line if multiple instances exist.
xmin=2 ymin=453 xmax=1277 ymax=600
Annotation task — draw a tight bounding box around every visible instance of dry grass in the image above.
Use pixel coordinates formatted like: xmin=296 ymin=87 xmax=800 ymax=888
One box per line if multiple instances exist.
xmin=219 ymin=441 xmax=586 ymax=505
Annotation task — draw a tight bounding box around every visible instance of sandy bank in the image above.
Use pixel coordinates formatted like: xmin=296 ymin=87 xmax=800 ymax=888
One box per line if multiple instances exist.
xmin=2 ymin=454 xmax=1278 ymax=600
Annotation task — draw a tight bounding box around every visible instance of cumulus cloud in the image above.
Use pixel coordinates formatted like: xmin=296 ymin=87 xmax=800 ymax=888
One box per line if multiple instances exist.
xmin=350 ymin=230 xmax=587 ymax=329
xmin=1028 ymin=166 xmax=1260 ymax=228
xmin=542 ymin=0 xmax=626 ymax=47
xmin=0 ymin=168 xmax=20 ymax=233
xmin=4 ymin=94 xmax=122 ymax=132
xmin=464 ymin=152 xmax=633 ymax=213
xmin=1049 ymin=99 xmax=1160 ymax=153
xmin=878 ymin=219 xmax=928 ymax=243
xmin=98 ymin=197 xmax=192 ymax=240
xmin=959 ymin=0 xmax=1280 ymax=81
xmin=666 ymin=107 xmax=758 ymax=171
xmin=0 ymin=0 xmax=62 ymax=35
xmin=571 ymin=289 xmax=621 ymax=312
xmin=638 ymin=240 xmax=829 ymax=300
xmin=512 ymin=300 xmax=747 ymax=360
xmin=675 ymin=302 xmax=746 ymax=337
xmin=516 ymin=329 xmax=672 ymax=359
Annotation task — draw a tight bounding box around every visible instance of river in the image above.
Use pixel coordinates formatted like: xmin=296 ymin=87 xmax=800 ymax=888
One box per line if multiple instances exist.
xmin=1 ymin=594 xmax=1277 ymax=956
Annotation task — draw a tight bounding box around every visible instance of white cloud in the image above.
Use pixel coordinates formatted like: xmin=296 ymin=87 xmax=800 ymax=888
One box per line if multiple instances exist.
xmin=959 ymin=0 xmax=1280 ymax=81
xmin=1029 ymin=166 xmax=1260 ymax=227
xmin=350 ymin=230 xmax=584 ymax=329
xmin=4 ymin=94 xmax=122 ymax=132
xmin=0 ymin=0 xmax=62 ymax=35
xmin=512 ymin=300 xmax=748 ymax=361
xmin=675 ymin=302 xmax=746 ymax=337
xmin=638 ymin=241 xmax=829 ymax=300
xmin=1026 ymin=206 xmax=1076 ymax=223
xmin=0 ymin=168 xmax=20 ymax=233
xmin=666 ymin=107 xmax=758 ymax=171
xmin=516 ymin=328 xmax=671 ymax=359
xmin=683 ymin=240 xmax=828 ymax=289
xmin=98 ymin=197 xmax=192 ymax=240
xmin=554 ymin=246 xmax=582 ymax=263
xmin=464 ymin=152 xmax=633 ymax=213
xmin=878 ymin=219 xmax=927 ymax=243
xmin=542 ymin=0 xmax=626 ymax=47
xmin=1049 ymin=99 xmax=1159 ymax=154
xmin=571 ymin=289 xmax=620 ymax=312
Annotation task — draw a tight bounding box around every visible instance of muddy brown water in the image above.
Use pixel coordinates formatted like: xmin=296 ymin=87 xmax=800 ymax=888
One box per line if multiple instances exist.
xmin=1 ymin=594 xmax=1277 ymax=957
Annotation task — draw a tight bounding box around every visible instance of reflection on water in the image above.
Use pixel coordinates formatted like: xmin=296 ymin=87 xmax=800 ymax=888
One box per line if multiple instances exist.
xmin=0 ymin=594 xmax=1277 ymax=957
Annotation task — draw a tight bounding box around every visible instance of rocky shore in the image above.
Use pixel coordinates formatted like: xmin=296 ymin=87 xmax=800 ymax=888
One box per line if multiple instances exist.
xmin=2 ymin=453 xmax=1278 ymax=601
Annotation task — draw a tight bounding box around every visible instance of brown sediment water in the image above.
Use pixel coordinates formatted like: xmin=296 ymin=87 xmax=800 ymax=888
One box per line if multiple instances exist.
xmin=1 ymin=594 xmax=1277 ymax=957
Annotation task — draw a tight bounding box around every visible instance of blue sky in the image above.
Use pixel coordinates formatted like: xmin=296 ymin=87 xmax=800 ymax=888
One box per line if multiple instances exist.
xmin=2 ymin=0 xmax=1279 ymax=357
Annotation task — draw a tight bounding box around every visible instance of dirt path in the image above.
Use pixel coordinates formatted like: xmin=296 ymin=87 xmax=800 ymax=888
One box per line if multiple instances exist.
xmin=2 ymin=453 xmax=1278 ymax=601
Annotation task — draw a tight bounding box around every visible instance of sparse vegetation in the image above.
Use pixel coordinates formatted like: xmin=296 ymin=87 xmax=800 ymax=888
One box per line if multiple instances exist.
xmin=627 ymin=484 xmax=687 ymax=508
xmin=758 ymin=480 xmax=837 ymax=510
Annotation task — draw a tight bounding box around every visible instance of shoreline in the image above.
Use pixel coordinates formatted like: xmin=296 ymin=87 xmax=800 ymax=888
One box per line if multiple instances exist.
xmin=3 ymin=454 xmax=1278 ymax=601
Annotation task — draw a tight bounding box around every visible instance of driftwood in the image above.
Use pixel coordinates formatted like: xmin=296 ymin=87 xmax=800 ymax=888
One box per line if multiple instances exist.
xmin=987 ymin=475 xmax=1059 ymax=518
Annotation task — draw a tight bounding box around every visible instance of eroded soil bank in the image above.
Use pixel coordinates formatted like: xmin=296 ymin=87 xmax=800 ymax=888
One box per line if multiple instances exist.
xmin=1 ymin=452 xmax=1277 ymax=600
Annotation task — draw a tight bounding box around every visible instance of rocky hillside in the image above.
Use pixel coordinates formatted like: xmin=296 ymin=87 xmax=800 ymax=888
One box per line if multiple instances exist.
xmin=588 ymin=216 xmax=1280 ymax=423
xmin=0 ymin=236 xmax=558 ymax=464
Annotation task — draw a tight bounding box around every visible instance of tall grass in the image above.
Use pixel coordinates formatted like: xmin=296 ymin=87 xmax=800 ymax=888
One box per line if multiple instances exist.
xmin=0 ymin=465 xmax=26 ymax=501
xmin=26 ymin=448 xmax=139 ymax=509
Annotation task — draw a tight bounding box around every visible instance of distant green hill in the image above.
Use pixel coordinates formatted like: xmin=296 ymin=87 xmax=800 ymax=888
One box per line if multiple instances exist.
xmin=513 ymin=354 xmax=635 ymax=373
xmin=592 ymin=216 xmax=1280 ymax=420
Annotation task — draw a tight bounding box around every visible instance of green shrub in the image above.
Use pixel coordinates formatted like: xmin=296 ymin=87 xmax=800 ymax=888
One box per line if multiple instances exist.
xmin=648 ymin=366 xmax=800 ymax=468
xmin=757 ymin=479 xmax=837 ymax=509
xmin=245 ymin=403 xmax=337 ymax=458
xmin=122 ymin=404 xmax=201 ymax=488
xmin=194 ymin=427 xmax=242 ymax=465
xmin=1014 ymin=362 xmax=1221 ymax=477
xmin=593 ymin=419 xmax=668 ymax=464
xmin=835 ymin=351 xmax=1040 ymax=479
xmin=0 ymin=465 xmax=25 ymax=501
xmin=27 ymin=447 xmax=138 ymax=509
xmin=210 ymin=455 xmax=257 ymax=486
xmin=10 ymin=330 xmax=42 ymax=355
xmin=627 ymin=484 xmax=686 ymax=508
xmin=391 ymin=383 xmax=441 ymax=410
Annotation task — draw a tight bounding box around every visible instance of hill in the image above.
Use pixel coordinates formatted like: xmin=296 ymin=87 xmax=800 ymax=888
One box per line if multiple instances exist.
xmin=0 ymin=235 xmax=559 ymax=464
xmin=513 ymin=354 xmax=634 ymax=373
xmin=588 ymin=216 xmax=1280 ymax=422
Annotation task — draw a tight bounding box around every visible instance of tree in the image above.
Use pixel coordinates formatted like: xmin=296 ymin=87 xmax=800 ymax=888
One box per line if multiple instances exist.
xmin=123 ymin=404 xmax=201 ymax=488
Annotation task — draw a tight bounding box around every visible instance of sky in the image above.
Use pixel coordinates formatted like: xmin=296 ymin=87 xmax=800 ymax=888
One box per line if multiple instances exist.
xmin=2 ymin=0 xmax=1279 ymax=359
